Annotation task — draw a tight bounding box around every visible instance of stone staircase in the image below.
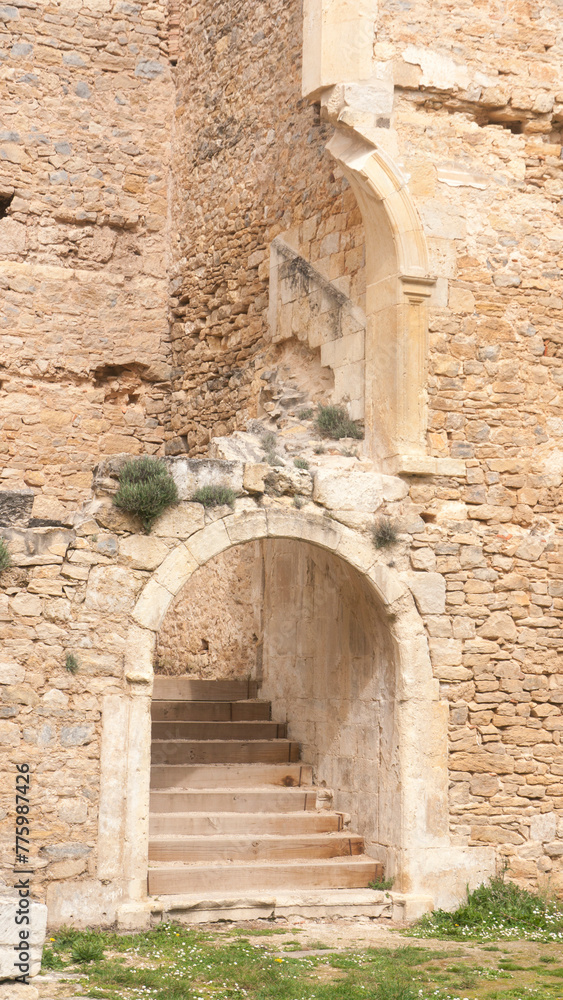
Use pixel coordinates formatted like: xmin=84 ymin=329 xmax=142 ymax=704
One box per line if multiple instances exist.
xmin=148 ymin=676 xmax=383 ymax=901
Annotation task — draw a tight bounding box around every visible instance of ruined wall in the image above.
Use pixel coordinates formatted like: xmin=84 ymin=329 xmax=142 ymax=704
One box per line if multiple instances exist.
xmin=0 ymin=0 xmax=174 ymax=522
xmin=167 ymin=0 xmax=366 ymax=454
xmin=156 ymin=542 xmax=262 ymax=677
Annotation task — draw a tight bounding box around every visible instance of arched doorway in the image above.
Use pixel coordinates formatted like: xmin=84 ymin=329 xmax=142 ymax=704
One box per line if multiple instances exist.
xmin=107 ymin=508 xmax=494 ymax=921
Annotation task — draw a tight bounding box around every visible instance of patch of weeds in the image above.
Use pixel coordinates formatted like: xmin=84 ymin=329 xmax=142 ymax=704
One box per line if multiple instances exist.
xmin=293 ymin=496 xmax=305 ymax=509
xmin=65 ymin=652 xmax=79 ymax=674
xmin=299 ymin=408 xmax=314 ymax=420
xmin=294 ymin=457 xmax=309 ymax=470
xmin=71 ymin=937 xmax=105 ymax=964
xmin=113 ymin=457 xmax=178 ymax=533
xmin=191 ymin=485 xmax=237 ymax=508
xmin=263 ymin=451 xmax=285 ymax=467
xmin=41 ymin=948 xmax=66 ymax=970
xmin=261 ymin=432 xmax=277 ymax=451
xmin=368 ymin=876 xmax=395 ymax=891
xmin=372 ymin=518 xmax=399 ymax=549
xmin=305 ymin=939 xmax=331 ymax=950
xmin=314 ymin=444 xmax=325 ymax=454
xmin=52 ymin=925 xmax=82 ymax=948
xmin=0 ymin=537 xmax=11 ymax=572
xmin=539 ymin=955 xmax=557 ymax=963
xmin=410 ymin=874 xmax=563 ymax=942
xmin=316 ymin=404 xmax=363 ymax=440
xmin=483 ymin=945 xmax=502 ymax=951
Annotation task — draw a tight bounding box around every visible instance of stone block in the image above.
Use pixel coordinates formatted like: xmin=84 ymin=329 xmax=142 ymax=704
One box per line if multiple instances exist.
xmin=119 ymin=535 xmax=169 ymax=571
xmin=84 ymin=565 xmax=140 ymax=614
xmin=477 ymin=612 xmax=518 ymax=641
xmin=154 ymin=543 xmax=198 ymax=596
xmin=0 ymin=898 xmax=47 ymax=979
xmin=265 ymin=467 xmax=313 ymax=497
xmin=410 ymin=547 xmax=436 ymax=572
xmin=226 ymin=510 xmax=268 ymax=545
xmin=314 ymin=469 xmax=402 ymax=511
xmin=170 ymin=458 xmax=243 ymax=500
xmin=0 ymin=490 xmax=34 ymax=527
xmin=470 ymin=775 xmax=500 ymax=797
xmin=152 ymin=503 xmax=205 ymax=538
xmin=368 ymin=563 xmax=408 ymax=606
xmin=428 ymin=637 xmax=462 ymax=666
xmin=132 ymin=579 xmax=172 ymax=630
xmin=60 ymin=724 xmax=95 ymax=746
xmin=405 ymin=572 xmax=446 ymax=614
xmin=0 ymin=722 xmax=20 ymax=745
xmin=529 ymin=812 xmax=557 ymax=843
xmin=243 ymin=463 xmax=269 ymax=494
xmin=267 ymin=509 xmax=342 ymax=550
xmin=124 ymin=625 xmax=156 ymax=684
xmin=186 ymin=520 xmax=231 ymax=566
xmin=45 ymin=880 xmax=122 ymax=929
xmin=57 ymin=798 xmax=88 ymax=824
xmin=10 ymin=594 xmax=41 ymax=617
xmin=0 ymin=660 xmax=25 ymax=685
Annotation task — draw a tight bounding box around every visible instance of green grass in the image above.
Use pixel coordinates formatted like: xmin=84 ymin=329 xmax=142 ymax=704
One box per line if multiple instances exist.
xmin=368 ymin=877 xmax=394 ymax=891
xmin=42 ymin=923 xmax=563 ymax=1000
xmin=113 ymin=457 xmax=178 ymax=533
xmin=293 ymin=457 xmax=310 ymax=469
xmin=190 ymin=484 xmax=237 ymax=508
xmin=409 ymin=875 xmax=563 ymax=942
xmin=316 ymin=404 xmax=363 ymax=440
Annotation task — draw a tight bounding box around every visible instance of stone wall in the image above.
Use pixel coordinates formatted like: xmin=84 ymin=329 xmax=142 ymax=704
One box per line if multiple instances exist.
xmin=260 ymin=538 xmax=398 ymax=861
xmin=156 ymin=542 xmax=262 ymax=677
xmin=0 ymin=0 xmax=174 ymax=522
xmin=167 ymin=0 xmax=366 ymax=453
xmin=0 ymin=451 xmax=561 ymax=920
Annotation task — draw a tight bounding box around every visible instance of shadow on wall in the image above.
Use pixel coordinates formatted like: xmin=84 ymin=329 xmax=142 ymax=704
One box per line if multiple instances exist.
xmin=156 ymin=537 xmax=399 ymax=874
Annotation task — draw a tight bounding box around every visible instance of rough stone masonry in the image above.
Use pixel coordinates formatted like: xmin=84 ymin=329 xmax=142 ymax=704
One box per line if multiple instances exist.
xmin=0 ymin=0 xmax=562 ymax=940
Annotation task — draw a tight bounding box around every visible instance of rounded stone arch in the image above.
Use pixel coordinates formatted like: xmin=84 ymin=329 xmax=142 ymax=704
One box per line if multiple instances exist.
xmin=327 ymin=129 xmax=436 ymax=472
xmin=117 ymin=509 xmax=493 ymax=912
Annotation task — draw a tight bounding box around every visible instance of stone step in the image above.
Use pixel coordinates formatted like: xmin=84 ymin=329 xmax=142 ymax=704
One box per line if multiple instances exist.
xmin=151 ymin=721 xmax=286 ymax=741
xmin=151 ymin=700 xmax=271 ymax=722
xmin=150 ymin=763 xmax=313 ymax=790
xmin=149 ymin=811 xmax=343 ymax=836
xmin=149 ymin=787 xmax=319 ymax=811
xmin=146 ymin=888 xmax=395 ymax=923
xmin=148 ymin=832 xmax=363 ymax=863
xmin=151 ymin=739 xmax=300 ymax=766
xmin=153 ymin=677 xmax=257 ymax=702
xmin=148 ymin=857 xmax=383 ymax=895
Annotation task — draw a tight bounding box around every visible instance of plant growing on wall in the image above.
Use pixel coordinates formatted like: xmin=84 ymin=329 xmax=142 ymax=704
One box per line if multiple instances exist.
xmin=113 ymin=457 xmax=179 ymax=533
xmin=0 ymin=537 xmax=11 ymax=572
xmin=191 ymin=485 xmax=236 ymax=508
xmin=372 ymin=518 xmax=398 ymax=549
xmin=316 ymin=404 xmax=363 ymax=440
xmin=65 ymin=653 xmax=79 ymax=674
